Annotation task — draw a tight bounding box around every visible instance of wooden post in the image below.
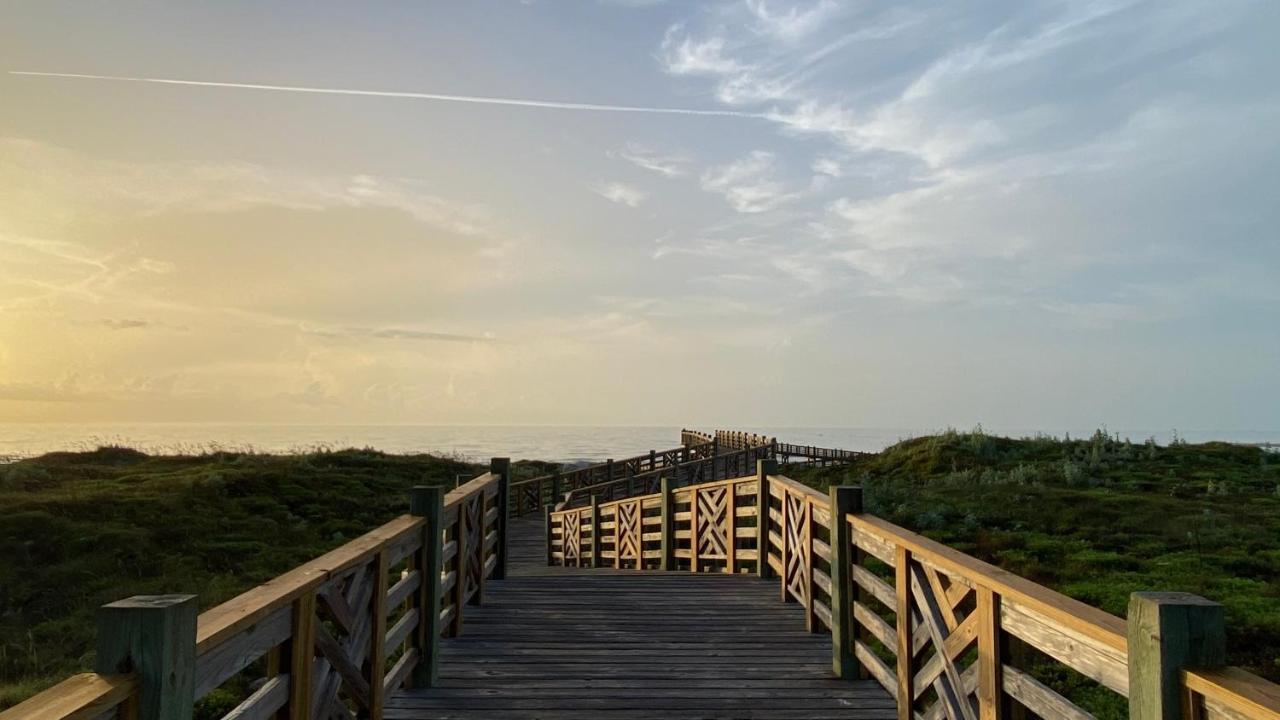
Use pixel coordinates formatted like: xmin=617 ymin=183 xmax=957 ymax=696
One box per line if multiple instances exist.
xmin=409 ymin=485 xmax=445 ymax=687
xmin=545 ymin=504 xmax=555 ymax=566
xmin=95 ymin=594 xmax=197 ymax=720
xmin=552 ymin=472 xmax=563 ymax=507
xmin=977 ymin=587 xmax=1002 ymax=720
xmin=757 ymin=459 xmax=777 ymax=579
xmin=828 ymin=486 xmax=862 ymax=679
xmin=779 ymin=486 xmax=790 ymax=602
xmin=895 ymin=546 xmax=914 ymax=720
xmin=368 ymin=549 xmax=390 ymax=719
xmin=1127 ymin=592 xmax=1226 ymax=720
xmin=649 ymin=449 xmax=657 ymax=471
xmin=284 ymin=592 xmax=315 ymax=720
xmin=689 ymin=485 xmax=700 ymax=573
xmin=490 ymin=457 xmax=511 ymax=580
xmin=589 ymin=495 xmax=601 ymax=568
xmin=660 ymin=477 xmax=674 ymax=571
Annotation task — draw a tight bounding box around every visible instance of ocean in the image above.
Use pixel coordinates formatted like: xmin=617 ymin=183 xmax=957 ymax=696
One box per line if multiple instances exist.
xmin=0 ymin=424 xmax=1275 ymax=465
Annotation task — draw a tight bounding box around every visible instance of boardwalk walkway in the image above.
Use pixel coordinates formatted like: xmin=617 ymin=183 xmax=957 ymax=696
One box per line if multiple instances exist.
xmin=385 ymin=517 xmax=896 ymax=719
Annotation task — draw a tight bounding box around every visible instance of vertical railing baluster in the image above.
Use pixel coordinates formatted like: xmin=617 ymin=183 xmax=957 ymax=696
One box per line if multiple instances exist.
xmin=895 ymin=546 xmax=914 ymax=720
xmin=491 ymin=458 xmax=511 ymax=581
xmin=409 ymin=486 xmax=444 ymax=687
xmin=369 ymin=548 xmax=390 ymax=718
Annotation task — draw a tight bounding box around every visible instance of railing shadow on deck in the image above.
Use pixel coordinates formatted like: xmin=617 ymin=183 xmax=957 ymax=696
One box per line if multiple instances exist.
xmin=547 ymin=462 xmax=1280 ymax=720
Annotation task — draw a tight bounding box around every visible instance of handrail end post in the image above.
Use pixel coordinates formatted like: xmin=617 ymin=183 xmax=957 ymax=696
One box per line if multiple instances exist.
xmin=660 ymin=476 xmax=674 ymax=571
xmin=95 ymin=594 xmax=198 ymax=720
xmin=409 ymin=485 xmax=445 ymax=688
xmin=490 ymin=457 xmax=512 ymax=580
xmin=829 ymin=485 xmax=863 ymax=680
xmin=544 ymin=503 xmax=556 ymax=566
xmin=1127 ymin=591 xmax=1226 ymax=720
xmin=756 ymin=459 xmax=777 ymax=579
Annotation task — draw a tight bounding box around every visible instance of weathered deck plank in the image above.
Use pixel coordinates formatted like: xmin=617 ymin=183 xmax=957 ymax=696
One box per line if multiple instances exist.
xmin=385 ymin=517 xmax=895 ymax=719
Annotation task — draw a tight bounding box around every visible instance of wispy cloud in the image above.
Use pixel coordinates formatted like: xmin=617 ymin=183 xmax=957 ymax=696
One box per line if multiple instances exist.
xmin=9 ymin=71 xmax=770 ymax=120
xmin=593 ymin=181 xmax=648 ymax=207
xmin=303 ymin=325 xmax=499 ymax=344
xmin=612 ymin=143 xmax=689 ymax=177
xmin=700 ymin=151 xmax=796 ymax=213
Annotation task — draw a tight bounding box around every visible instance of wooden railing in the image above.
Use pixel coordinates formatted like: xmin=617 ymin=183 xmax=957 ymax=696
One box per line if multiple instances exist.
xmin=554 ymin=442 xmax=775 ymax=511
xmin=546 ymin=462 xmax=1280 ymax=720
xmin=715 ymin=429 xmax=866 ymax=464
xmin=507 ymin=442 xmax=715 ymax=517
xmin=1 ymin=459 xmax=513 ymax=720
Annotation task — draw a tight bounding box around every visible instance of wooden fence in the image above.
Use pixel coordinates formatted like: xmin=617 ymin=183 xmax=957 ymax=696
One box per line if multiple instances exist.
xmin=554 ymin=442 xmax=775 ymax=511
xmin=715 ymin=429 xmax=865 ymax=464
xmin=546 ymin=461 xmax=1280 ymax=720
xmin=506 ymin=441 xmax=716 ymax=517
xmin=1 ymin=459 xmax=514 ymax=720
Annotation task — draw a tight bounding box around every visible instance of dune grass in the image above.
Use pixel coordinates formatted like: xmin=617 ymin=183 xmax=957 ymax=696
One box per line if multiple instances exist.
xmin=0 ymin=446 xmax=564 ymax=708
xmin=786 ymin=429 xmax=1280 ymax=716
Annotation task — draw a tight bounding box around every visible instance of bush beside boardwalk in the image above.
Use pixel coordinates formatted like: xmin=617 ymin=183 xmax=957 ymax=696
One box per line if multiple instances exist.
xmin=0 ymin=446 xmax=555 ymax=709
xmin=788 ymin=429 xmax=1280 ymax=694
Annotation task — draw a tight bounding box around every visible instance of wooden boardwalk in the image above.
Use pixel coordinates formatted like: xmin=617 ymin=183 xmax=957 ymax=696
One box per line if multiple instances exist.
xmin=385 ymin=517 xmax=896 ymax=719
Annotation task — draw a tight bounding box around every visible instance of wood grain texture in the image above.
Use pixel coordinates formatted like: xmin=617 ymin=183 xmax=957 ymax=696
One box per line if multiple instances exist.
xmin=384 ymin=516 xmax=895 ymax=719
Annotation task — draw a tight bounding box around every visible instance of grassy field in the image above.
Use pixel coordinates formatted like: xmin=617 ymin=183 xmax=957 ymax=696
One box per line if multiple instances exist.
xmin=786 ymin=429 xmax=1280 ymax=714
xmin=1 ymin=432 xmax=1276 ymax=712
xmin=0 ymin=446 xmax=557 ymax=709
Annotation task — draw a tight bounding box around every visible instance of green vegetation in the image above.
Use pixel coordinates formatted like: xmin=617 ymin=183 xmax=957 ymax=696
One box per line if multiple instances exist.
xmin=787 ymin=428 xmax=1280 ymax=715
xmin=0 ymin=446 xmax=556 ymax=709
xmin=2 ymin=432 xmax=1277 ymax=713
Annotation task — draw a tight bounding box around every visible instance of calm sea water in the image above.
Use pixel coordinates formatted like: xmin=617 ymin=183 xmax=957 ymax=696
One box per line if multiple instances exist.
xmin=0 ymin=424 xmax=1275 ymax=464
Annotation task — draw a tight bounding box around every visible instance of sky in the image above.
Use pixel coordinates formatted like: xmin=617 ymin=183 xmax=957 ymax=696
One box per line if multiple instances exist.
xmin=0 ymin=0 xmax=1277 ymax=430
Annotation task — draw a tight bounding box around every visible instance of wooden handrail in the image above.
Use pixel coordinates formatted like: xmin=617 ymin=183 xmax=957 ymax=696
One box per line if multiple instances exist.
xmin=546 ymin=469 xmax=1280 ymax=720
xmin=6 ymin=464 xmax=511 ymax=720
xmin=508 ymin=443 xmax=715 ymax=517
xmin=0 ymin=674 xmax=136 ymax=720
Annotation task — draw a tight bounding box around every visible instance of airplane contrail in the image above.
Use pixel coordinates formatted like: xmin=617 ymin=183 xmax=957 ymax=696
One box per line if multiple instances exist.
xmin=9 ymin=70 xmax=769 ymax=119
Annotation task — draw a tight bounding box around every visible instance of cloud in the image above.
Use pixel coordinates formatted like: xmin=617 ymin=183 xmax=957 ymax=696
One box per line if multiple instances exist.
xmin=745 ymin=1 xmax=840 ymax=42
xmin=593 ymin=181 xmax=648 ymax=207
xmin=277 ymin=381 xmax=341 ymax=407
xmin=0 ymin=378 xmax=92 ymax=402
xmin=303 ymin=325 xmax=499 ymax=344
xmin=612 ymin=143 xmax=689 ymax=177
xmin=97 ymin=318 xmax=188 ymax=331
xmin=700 ymin=151 xmax=797 ymax=213
xmin=660 ymin=30 xmax=745 ymax=76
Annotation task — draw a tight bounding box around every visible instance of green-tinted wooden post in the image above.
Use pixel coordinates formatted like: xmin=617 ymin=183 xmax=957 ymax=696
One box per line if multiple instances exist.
xmin=828 ymin=485 xmax=863 ymax=679
xmin=589 ymin=495 xmax=602 ymax=568
xmin=1127 ymin=592 xmax=1226 ymax=720
xmin=756 ymin=459 xmax=777 ymax=579
xmin=490 ymin=457 xmax=511 ymax=580
xmin=95 ymin=594 xmax=197 ymax=720
xmin=409 ymin=485 xmax=445 ymax=687
xmin=659 ymin=476 xmax=675 ymax=571
xmin=551 ymin=472 xmax=563 ymax=506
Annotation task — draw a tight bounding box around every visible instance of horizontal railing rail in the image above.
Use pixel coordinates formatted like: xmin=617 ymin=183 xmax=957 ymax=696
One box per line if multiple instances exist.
xmin=507 ymin=442 xmax=716 ymax=517
xmin=715 ymin=429 xmax=866 ymax=465
xmin=1 ymin=459 xmax=514 ymax=720
xmin=555 ymin=442 xmax=775 ymax=512
xmin=546 ymin=462 xmax=1280 ymax=720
